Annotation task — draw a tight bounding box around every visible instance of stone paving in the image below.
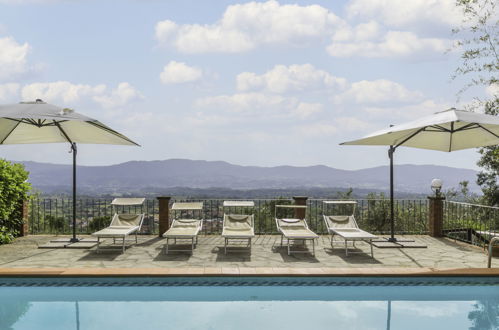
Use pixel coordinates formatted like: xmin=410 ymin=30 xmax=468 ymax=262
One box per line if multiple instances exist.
xmin=0 ymin=235 xmax=492 ymax=269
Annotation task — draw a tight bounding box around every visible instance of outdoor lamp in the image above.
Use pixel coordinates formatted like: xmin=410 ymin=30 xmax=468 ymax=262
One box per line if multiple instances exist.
xmin=431 ymin=179 xmax=443 ymax=196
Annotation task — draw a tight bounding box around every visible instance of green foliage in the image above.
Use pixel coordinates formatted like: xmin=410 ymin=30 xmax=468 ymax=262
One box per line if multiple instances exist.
xmin=452 ymin=0 xmax=498 ymax=98
xmin=359 ymin=193 xmax=427 ymax=234
xmin=44 ymin=215 xmax=66 ymax=233
xmin=334 ymin=188 xmax=353 ymax=200
xmin=445 ymin=180 xmax=481 ymax=203
xmin=0 ymin=226 xmax=15 ymax=244
xmin=452 ymin=0 xmax=498 ymax=205
xmin=88 ymin=216 xmax=112 ymax=232
xmin=477 ymin=99 xmax=499 ymax=205
xmin=0 ymin=160 xmax=31 ymax=244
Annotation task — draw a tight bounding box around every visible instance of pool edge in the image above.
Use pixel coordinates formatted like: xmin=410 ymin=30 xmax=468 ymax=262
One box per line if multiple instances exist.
xmin=0 ymin=267 xmax=498 ymax=277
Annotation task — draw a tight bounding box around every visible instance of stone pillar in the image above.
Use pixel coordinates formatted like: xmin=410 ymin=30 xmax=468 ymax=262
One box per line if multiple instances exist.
xmin=293 ymin=196 xmax=308 ymax=219
xmin=157 ymin=196 xmax=171 ymax=237
xmin=428 ymin=195 xmax=445 ymax=237
xmin=18 ymin=200 xmax=29 ymax=236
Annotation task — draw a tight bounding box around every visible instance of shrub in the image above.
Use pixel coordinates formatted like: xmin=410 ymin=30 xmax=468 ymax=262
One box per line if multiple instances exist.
xmin=88 ymin=216 xmax=111 ymax=232
xmin=44 ymin=215 xmax=66 ymax=233
xmin=0 ymin=160 xmax=31 ymax=245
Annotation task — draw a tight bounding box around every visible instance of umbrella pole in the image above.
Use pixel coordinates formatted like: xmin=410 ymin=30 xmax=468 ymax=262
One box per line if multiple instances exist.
xmin=70 ymin=142 xmax=78 ymax=243
xmin=388 ymin=146 xmax=396 ymax=242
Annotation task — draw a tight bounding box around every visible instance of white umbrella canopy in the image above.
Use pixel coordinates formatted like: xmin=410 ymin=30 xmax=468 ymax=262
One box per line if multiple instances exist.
xmin=0 ymin=99 xmax=139 ymax=244
xmin=341 ymin=108 xmax=499 ymax=245
xmin=0 ymin=100 xmax=138 ymax=146
xmin=341 ymin=108 xmax=499 ymax=151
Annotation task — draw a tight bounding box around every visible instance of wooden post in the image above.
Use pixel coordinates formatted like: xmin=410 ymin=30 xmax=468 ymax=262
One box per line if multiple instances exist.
xmin=18 ymin=200 xmax=29 ymax=236
xmin=293 ymin=196 xmax=308 ymax=219
xmin=428 ymin=196 xmax=445 ymax=237
xmin=157 ymin=196 xmax=171 ymax=237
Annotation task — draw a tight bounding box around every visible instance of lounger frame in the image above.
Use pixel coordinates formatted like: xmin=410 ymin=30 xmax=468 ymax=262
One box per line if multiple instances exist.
xmin=222 ymin=201 xmax=255 ymax=254
xmin=92 ymin=198 xmax=146 ymax=253
xmin=275 ymin=205 xmax=318 ymax=256
xmin=163 ymin=202 xmax=204 ymax=254
xmin=323 ymin=201 xmax=376 ymax=258
xmin=95 ymin=224 xmax=143 ymax=253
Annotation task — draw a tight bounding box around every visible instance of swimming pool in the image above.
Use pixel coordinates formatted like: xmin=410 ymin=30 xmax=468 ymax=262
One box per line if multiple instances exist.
xmin=0 ymin=277 xmax=498 ymax=330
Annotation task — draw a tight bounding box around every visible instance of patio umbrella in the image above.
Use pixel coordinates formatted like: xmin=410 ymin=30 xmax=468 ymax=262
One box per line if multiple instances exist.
xmin=341 ymin=108 xmax=499 ymax=243
xmin=0 ymin=99 xmax=139 ymax=243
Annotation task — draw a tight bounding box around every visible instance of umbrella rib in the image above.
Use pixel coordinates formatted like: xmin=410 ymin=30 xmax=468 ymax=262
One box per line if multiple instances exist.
xmin=0 ymin=120 xmax=21 ymax=144
xmin=453 ymin=122 xmax=479 ymax=132
xmin=54 ymin=120 xmax=73 ymax=144
xmin=430 ymin=125 xmax=451 ymax=132
xmin=394 ymin=127 xmax=426 ymax=149
xmin=86 ymin=121 xmax=140 ymax=146
xmin=477 ymin=124 xmax=499 ymax=139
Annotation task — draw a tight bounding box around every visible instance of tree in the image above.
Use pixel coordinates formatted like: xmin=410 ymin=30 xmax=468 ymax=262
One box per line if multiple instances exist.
xmin=452 ymin=0 xmax=498 ymax=98
xmin=477 ymin=99 xmax=499 ymax=205
xmin=0 ymin=160 xmax=31 ymax=244
xmin=453 ymin=0 xmax=499 ymax=205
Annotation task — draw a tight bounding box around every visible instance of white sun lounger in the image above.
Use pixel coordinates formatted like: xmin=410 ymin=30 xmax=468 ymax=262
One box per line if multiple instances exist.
xmin=163 ymin=202 xmax=203 ymax=254
xmin=92 ymin=198 xmax=145 ymax=253
xmin=275 ymin=204 xmax=318 ymax=256
xmin=323 ymin=200 xmax=377 ymax=257
xmin=222 ymin=201 xmax=255 ymax=254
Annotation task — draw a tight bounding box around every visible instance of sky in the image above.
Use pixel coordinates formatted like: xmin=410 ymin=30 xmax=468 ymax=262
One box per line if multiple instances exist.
xmin=0 ymin=0 xmax=494 ymax=170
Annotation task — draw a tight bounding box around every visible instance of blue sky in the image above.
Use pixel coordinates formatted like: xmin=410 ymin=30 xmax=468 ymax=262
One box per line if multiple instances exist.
xmin=0 ymin=0 xmax=493 ymax=170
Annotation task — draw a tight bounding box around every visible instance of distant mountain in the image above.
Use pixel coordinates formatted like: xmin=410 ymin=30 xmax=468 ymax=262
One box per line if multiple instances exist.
xmin=18 ymin=159 xmax=479 ymax=196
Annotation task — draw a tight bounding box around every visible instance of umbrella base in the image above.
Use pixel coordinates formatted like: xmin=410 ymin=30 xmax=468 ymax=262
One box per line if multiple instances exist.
xmin=372 ymin=237 xmax=427 ymax=248
xmin=38 ymin=238 xmax=99 ymax=249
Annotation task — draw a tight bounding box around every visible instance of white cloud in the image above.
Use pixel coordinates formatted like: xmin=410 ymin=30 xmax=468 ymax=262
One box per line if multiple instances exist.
xmin=195 ymin=92 xmax=322 ymax=119
xmin=297 ymin=123 xmax=338 ymax=137
xmin=336 ymin=79 xmax=424 ymax=105
xmin=93 ymin=82 xmax=143 ymax=109
xmin=334 ymin=116 xmax=370 ymax=131
xmin=236 ymin=64 xmax=347 ymax=93
xmin=332 ymin=20 xmax=381 ymax=42
xmin=155 ymin=0 xmax=341 ymax=53
xmin=0 ymin=37 xmax=31 ymax=81
xmin=21 ymin=81 xmax=142 ymax=108
xmin=291 ymin=102 xmax=323 ymax=118
xmin=345 ymin=0 xmax=462 ymax=30
xmin=160 ymin=61 xmax=203 ymax=84
xmin=0 ymin=83 xmax=20 ymax=101
xmin=328 ymin=30 xmax=449 ymax=58
xmin=363 ymin=99 xmax=452 ymax=120
xmin=22 ymin=81 xmax=106 ymax=104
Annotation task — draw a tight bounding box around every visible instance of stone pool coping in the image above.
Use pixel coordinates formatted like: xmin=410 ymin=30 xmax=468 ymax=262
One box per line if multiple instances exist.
xmin=0 ymin=267 xmax=498 ymax=277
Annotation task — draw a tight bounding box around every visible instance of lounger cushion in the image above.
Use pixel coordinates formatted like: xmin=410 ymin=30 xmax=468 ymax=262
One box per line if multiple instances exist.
xmin=324 ymin=215 xmax=356 ymax=229
xmin=225 ymin=215 xmax=252 ymax=230
xmin=222 ymin=228 xmax=254 ymax=237
xmin=92 ymin=226 xmax=139 ymax=237
xmin=110 ymin=214 xmax=143 ymax=227
xmin=277 ymin=218 xmax=318 ymax=239
xmin=279 ymin=227 xmax=318 ymax=239
xmin=277 ymin=218 xmax=308 ymax=228
xmin=163 ymin=219 xmax=201 ymax=238
xmin=333 ymin=228 xmax=377 ymax=239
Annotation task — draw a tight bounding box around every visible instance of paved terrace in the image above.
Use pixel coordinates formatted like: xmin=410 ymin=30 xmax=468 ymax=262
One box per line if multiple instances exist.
xmin=0 ymin=235 xmax=497 ymax=276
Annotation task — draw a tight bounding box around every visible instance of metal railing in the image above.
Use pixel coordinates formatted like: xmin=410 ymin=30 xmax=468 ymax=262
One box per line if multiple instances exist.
xmin=27 ymin=198 xmax=429 ymax=236
xmin=443 ymin=201 xmax=499 ymax=247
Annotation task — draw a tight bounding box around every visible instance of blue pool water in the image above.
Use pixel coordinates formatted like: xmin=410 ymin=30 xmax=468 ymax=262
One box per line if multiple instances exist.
xmin=0 ymin=277 xmax=498 ymax=330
